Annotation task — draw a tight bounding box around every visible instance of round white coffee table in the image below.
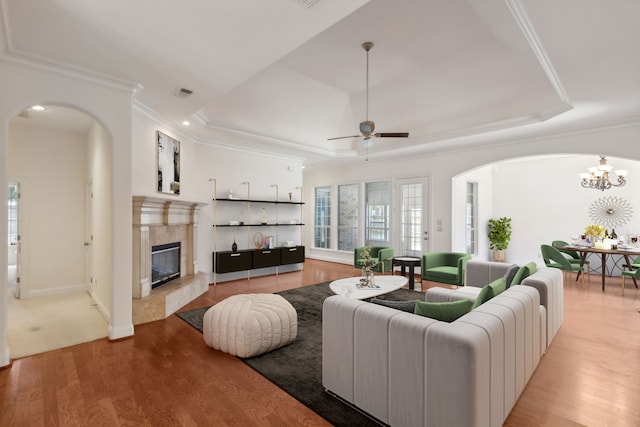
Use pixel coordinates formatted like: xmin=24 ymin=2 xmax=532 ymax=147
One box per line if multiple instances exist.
xmin=329 ymin=275 xmax=408 ymax=300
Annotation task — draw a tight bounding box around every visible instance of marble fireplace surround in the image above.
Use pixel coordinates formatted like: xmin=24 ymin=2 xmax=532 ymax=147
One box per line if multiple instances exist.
xmin=132 ymin=196 xmax=208 ymax=325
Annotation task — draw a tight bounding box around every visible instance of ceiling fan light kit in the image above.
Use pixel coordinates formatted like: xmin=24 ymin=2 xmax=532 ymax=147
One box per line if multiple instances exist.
xmin=329 ymin=41 xmax=409 ymax=154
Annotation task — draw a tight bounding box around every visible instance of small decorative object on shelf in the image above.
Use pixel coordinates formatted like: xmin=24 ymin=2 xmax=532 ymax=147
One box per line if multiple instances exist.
xmin=254 ymin=231 xmax=264 ymax=249
xmin=260 ymin=208 xmax=268 ymax=225
xmin=232 ymin=234 xmax=238 ymax=252
xmin=288 ymin=192 xmax=293 ymax=201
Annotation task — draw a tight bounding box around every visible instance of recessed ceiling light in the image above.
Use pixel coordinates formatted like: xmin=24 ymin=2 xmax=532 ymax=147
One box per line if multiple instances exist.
xmin=31 ymin=105 xmax=45 ymax=111
xmin=182 ymin=121 xmax=190 ymax=126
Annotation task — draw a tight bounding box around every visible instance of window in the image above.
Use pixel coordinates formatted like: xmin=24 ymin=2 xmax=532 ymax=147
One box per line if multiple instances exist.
xmin=365 ymin=181 xmax=390 ymax=245
xmin=314 ymin=186 xmax=331 ymax=248
xmin=7 ymin=183 xmax=18 ymax=245
xmin=465 ymin=181 xmax=478 ymax=254
xmin=338 ymin=184 xmax=358 ymax=251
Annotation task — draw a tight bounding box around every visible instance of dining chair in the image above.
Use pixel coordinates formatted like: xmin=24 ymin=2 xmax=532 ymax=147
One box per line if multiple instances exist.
xmin=552 ymin=240 xmax=590 ymax=280
xmin=622 ymin=255 xmax=640 ymax=272
xmin=541 ymin=244 xmax=587 ymax=289
xmin=621 ymin=267 xmax=640 ymax=296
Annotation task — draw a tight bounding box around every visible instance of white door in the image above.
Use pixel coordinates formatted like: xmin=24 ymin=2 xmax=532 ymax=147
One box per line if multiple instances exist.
xmin=7 ymin=182 xmax=21 ymax=297
xmin=395 ymin=177 xmax=429 ymax=257
xmin=85 ymin=182 xmax=94 ymax=292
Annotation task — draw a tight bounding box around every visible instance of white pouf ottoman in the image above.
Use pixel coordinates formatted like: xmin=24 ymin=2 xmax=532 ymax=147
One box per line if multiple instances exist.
xmin=203 ymin=293 xmax=297 ymax=358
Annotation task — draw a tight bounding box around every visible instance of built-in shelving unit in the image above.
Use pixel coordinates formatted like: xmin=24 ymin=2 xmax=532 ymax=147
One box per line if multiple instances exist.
xmin=211 ymin=181 xmax=304 ymax=284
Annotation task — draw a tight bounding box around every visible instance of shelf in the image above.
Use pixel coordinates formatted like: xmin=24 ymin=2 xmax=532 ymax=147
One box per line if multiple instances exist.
xmin=214 ymin=198 xmax=304 ymax=205
xmin=212 ymin=184 xmax=304 ymax=283
xmin=214 ymin=223 xmax=305 ymax=227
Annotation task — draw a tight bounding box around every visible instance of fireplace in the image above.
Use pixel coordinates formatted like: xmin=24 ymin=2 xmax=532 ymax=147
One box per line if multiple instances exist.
xmin=132 ymin=196 xmax=208 ymax=325
xmin=151 ymin=242 xmax=181 ymax=288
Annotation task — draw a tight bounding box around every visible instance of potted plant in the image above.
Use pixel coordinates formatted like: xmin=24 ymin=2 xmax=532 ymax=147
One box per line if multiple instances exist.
xmin=488 ymin=217 xmax=512 ymax=262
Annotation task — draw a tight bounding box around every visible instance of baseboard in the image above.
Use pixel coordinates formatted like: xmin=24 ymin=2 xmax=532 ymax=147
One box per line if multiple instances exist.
xmin=19 ymin=283 xmax=85 ymax=299
xmin=0 ymin=345 xmax=10 ymax=368
xmin=109 ymin=323 xmax=134 ymax=340
xmin=90 ymin=291 xmax=110 ymax=323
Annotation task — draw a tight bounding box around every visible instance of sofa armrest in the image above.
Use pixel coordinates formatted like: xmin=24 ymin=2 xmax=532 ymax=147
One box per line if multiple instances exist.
xmin=521 ymin=267 xmax=563 ymax=346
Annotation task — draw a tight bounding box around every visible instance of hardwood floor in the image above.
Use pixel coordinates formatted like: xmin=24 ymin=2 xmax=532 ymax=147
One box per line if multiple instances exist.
xmin=1 ymin=260 xmax=639 ymax=426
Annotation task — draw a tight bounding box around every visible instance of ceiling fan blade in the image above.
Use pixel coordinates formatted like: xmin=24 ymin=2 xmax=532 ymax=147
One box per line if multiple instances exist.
xmin=327 ymin=135 xmax=361 ymax=141
xmin=374 ymin=132 xmax=410 ymax=138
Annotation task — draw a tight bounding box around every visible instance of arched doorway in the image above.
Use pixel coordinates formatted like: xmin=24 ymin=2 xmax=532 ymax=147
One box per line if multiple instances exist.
xmin=451 ymin=154 xmax=640 ymax=266
xmin=6 ymin=104 xmax=111 ymax=357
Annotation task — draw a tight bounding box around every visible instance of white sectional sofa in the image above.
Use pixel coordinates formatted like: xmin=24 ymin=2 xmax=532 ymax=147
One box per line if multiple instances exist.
xmin=427 ymin=260 xmax=564 ymax=348
xmin=322 ymin=261 xmax=563 ymax=427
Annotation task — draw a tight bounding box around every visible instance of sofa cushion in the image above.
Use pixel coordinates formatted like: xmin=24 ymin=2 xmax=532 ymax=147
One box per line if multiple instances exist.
xmin=370 ymin=298 xmax=417 ymax=313
xmin=424 ymin=266 xmax=458 ymax=280
xmin=414 ymin=299 xmax=473 ymax=322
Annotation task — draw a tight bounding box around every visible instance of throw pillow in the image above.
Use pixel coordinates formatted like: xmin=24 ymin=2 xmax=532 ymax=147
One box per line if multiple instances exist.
xmin=488 ymin=277 xmax=506 ymax=296
xmin=370 ymin=298 xmax=417 ymax=313
xmin=472 ymin=284 xmax=493 ymax=309
xmin=511 ymin=265 xmax=530 ymax=286
xmin=525 ymin=261 xmax=537 ymax=275
xmin=414 ymin=299 xmax=473 ymax=322
xmin=504 ymin=264 xmax=519 ymax=288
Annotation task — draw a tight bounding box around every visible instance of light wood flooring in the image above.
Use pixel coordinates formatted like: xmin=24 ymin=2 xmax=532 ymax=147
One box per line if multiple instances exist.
xmin=1 ymin=259 xmax=639 ymax=426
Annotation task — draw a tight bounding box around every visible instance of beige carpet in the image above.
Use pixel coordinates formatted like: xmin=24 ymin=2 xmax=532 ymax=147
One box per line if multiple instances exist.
xmin=7 ymin=290 xmax=109 ymax=359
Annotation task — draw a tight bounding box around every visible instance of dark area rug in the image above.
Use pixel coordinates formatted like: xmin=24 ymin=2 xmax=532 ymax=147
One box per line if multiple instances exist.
xmin=176 ymin=281 xmax=422 ymax=427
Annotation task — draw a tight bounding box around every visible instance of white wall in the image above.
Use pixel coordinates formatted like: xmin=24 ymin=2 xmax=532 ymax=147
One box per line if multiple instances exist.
xmin=303 ymin=121 xmax=640 ymax=266
xmin=87 ymin=122 xmax=112 ymax=319
xmin=488 ymin=155 xmax=640 ymax=265
xmin=8 ymin=124 xmax=87 ymax=296
xmin=131 ymin=109 xmax=305 ymax=283
xmin=1 ymin=57 xmax=135 ymax=366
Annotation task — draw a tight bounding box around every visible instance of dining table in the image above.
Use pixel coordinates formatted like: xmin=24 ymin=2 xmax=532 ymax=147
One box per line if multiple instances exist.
xmin=557 ymin=245 xmax=640 ymax=291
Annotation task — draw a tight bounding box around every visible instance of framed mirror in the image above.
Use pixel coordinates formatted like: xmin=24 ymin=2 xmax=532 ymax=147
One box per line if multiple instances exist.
xmin=156 ymin=131 xmax=180 ymax=195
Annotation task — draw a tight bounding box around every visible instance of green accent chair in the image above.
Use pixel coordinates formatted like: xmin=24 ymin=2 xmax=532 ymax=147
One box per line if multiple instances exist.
xmin=552 ymin=240 xmax=590 ymax=280
xmin=354 ymin=246 xmax=394 ymax=275
xmin=621 ymin=266 xmax=640 ymax=296
xmin=541 ymin=244 xmax=587 ymax=289
xmin=421 ymin=252 xmax=471 ymax=287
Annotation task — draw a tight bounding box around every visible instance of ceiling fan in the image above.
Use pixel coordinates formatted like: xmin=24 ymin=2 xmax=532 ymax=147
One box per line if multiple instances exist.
xmin=328 ymin=42 xmax=409 ymax=147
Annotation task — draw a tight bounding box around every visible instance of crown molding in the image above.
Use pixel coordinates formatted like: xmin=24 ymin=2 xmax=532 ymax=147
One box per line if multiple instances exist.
xmin=133 ymin=100 xmax=311 ymax=163
xmin=506 ymin=0 xmax=571 ymax=106
xmin=0 ymin=0 xmax=136 ymax=95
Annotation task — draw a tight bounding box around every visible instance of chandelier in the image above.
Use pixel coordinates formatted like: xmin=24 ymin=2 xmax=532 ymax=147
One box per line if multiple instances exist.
xmin=579 ymin=155 xmax=627 ymax=191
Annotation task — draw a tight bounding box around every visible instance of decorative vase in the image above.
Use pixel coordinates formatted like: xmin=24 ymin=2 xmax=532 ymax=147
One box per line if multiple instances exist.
xmin=361 ymin=269 xmax=374 ymax=287
xmin=232 ymin=238 xmax=238 ymax=252
xmin=260 ymin=208 xmax=268 ymax=225
xmin=492 ymin=249 xmax=506 ymax=262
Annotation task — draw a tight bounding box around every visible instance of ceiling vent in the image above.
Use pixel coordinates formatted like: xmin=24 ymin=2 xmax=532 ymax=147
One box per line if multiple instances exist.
xmin=174 ymin=88 xmax=193 ymax=97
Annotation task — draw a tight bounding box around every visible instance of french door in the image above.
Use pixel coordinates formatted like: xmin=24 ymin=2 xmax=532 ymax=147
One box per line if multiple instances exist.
xmin=395 ymin=177 xmax=429 ymax=257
